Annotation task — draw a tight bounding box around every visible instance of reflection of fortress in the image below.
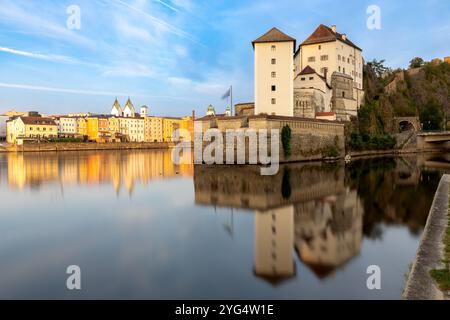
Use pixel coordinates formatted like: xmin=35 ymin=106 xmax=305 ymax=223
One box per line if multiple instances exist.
xmin=194 ymin=163 xmax=363 ymax=285
xmin=1 ymin=151 xmax=192 ymax=194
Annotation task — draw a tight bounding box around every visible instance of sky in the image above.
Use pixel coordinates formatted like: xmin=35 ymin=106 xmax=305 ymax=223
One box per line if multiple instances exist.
xmin=0 ymin=0 xmax=449 ymax=117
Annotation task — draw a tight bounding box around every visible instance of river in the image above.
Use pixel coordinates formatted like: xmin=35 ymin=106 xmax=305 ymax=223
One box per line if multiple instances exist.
xmin=0 ymin=150 xmax=447 ymax=299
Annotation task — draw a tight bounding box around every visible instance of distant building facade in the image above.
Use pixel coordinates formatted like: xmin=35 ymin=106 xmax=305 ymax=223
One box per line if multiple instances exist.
xmin=6 ymin=116 xmax=57 ymax=143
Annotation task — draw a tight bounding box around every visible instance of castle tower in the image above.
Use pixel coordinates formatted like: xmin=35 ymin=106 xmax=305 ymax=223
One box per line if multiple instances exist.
xmin=253 ymin=27 xmax=295 ymax=116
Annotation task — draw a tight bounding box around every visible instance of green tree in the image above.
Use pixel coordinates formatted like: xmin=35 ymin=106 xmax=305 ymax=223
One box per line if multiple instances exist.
xmin=409 ymin=57 xmax=425 ymax=69
xmin=366 ymin=59 xmax=390 ymax=78
xmin=420 ymin=100 xmax=444 ymax=131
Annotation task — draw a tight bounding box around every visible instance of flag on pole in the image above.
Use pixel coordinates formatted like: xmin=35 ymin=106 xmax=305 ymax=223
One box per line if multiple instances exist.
xmin=221 ymin=87 xmax=231 ymax=100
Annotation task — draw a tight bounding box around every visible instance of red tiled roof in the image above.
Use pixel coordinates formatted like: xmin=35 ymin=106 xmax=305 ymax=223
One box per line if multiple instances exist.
xmin=301 ymin=24 xmax=362 ymax=51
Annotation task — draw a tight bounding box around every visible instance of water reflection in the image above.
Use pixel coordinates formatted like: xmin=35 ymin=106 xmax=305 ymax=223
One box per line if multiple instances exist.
xmin=194 ymin=156 xmax=441 ymax=285
xmin=0 ymin=151 xmax=446 ymax=298
xmin=1 ymin=151 xmax=193 ymax=195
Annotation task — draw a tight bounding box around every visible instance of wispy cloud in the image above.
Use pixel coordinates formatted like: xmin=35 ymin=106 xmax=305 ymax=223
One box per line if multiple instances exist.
xmin=0 ymin=82 xmax=189 ymax=100
xmin=110 ymin=0 xmax=200 ymax=44
xmin=0 ymin=46 xmax=81 ymax=64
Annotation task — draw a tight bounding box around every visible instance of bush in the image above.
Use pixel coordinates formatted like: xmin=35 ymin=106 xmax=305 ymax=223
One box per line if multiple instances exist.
xmin=281 ymin=125 xmax=292 ymax=158
xmin=348 ymin=132 xmax=396 ymax=151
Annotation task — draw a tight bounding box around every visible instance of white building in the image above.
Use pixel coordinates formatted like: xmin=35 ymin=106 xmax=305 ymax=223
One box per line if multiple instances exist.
xmin=251 ymin=24 xmax=364 ymax=121
xmin=253 ymin=27 xmax=295 ymax=116
xmin=58 ymin=117 xmax=78 ymax=136
xmin=294 ymin=24 xmax=364 ymax=119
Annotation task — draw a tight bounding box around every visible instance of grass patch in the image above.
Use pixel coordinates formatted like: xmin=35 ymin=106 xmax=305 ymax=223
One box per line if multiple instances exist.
xmin=430 ymin=191 xmax=450 ymax=291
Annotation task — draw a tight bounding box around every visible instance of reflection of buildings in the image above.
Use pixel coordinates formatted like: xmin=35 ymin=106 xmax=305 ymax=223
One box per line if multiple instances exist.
xmin=294 ymin=190 xmax=362 ymax=278
xmin=2 ymin=150 xmax=192 ymax=194
xmin=194 ymin=163 xmax=363 ymax=285
xmin=254 ymin=206 xmax=295 ymax=285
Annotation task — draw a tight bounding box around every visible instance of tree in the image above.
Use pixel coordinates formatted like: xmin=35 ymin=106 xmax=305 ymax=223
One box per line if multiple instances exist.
xmin=409 ymin=57 xmax=425 ymax=69
xmin=420 ymin=100 xmax=444 ymax=131
xmin=366 ymin=59 xmax=390 ymax=78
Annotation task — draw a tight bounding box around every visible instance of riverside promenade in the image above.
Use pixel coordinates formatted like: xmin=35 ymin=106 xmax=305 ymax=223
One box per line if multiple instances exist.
xmin=403 ymin=174 xmax=450 ymax=300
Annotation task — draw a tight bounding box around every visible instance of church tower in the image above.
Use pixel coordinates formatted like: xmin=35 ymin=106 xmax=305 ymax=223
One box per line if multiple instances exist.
xmin=111 ymin=98 xmax=122 ymax=117
xmin=253 ymin=27 xmax=295 ymax=116
xmin=123 ymin=97 xmax=136 ymax=118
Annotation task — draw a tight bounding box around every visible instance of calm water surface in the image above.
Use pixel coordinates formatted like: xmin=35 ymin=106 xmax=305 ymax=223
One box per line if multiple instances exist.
xmin=0 ymin=150 xmax=447 ymax=299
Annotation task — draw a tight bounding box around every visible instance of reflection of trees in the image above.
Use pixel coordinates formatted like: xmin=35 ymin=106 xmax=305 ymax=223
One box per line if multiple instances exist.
xmin=346 ymin=157 xmax=440 ymax=238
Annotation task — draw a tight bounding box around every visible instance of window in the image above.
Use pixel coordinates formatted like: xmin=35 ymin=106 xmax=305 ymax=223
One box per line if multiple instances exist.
xmin=343 ymin=67 xmax=345 ymax=74
xmin=342 ymin=91 xmax=345 ymax=98
xmin=308 ymin=56 xmax=315 ymax=62
xmin=309 ymin=77 xmax=314 ymax=80
xmin=318 ymin=45 xmax=321 ymax=50
xmin=271 ymin=71 xmax=276 ymax=78
xmin=347 ymin=58 xmax=350 ymax=63
xmin=271 ymin=45 xmax=276 ymax=51
xmin=271 ymin=85 xmax=276 ymax=92
xmin=338 ymin=66 xmax=341 ymax=72
xmin=271 ymin=98 xmax=276 ymax=105
xmin=320 ymin=55 xmax=328 ymax=61
xmin=271 ymin=58 xmax=276 ymax=65
xmin=321 ymin=67 xmax=328 ymax=76
xmin=301 ymin=77 xmax=305 ymax=81
xmin=338 ymin=55 xmax=341 ymax=61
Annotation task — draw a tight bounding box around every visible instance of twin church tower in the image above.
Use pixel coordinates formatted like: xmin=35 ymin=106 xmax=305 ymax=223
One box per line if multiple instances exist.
xmin=253 ymin=24 xmax=364 ymax=121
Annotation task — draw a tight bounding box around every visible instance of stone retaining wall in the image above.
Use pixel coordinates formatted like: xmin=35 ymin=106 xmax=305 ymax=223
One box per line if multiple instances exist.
xmin=196 ymin=115 xmax=346 ymax=163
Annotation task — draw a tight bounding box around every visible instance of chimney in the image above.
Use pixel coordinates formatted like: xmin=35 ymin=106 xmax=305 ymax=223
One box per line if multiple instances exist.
xmin=342 ymin=34 xmax=347 ymax=41
xmin=192 ymin=109 xmax=196 ymax=120
xmin=331 ymin=25 xmax=336 ymax=33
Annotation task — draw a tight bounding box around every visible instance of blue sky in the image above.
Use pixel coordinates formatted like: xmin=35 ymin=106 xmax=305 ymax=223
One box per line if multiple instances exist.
xmin=0 ymin=0 xmax=449 ymax=116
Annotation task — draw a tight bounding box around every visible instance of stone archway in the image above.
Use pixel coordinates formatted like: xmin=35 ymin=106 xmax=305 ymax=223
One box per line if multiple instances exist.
xmin=394 ymin=117 xmax=421 ymax=133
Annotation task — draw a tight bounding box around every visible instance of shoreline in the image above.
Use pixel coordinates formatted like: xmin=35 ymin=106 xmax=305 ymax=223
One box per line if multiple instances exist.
xmin=0 ymin=142 xmax=172 ymax=153
xmin=403 ymin=174 xmax=449 ymax=300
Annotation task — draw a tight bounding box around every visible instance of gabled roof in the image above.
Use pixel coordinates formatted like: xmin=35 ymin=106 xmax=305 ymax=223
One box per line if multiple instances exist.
xmin=298 ymin=65 xmax=316 ymax=75
xmin=252 ymin=27 xmax=296 ymax=50
xmin=295 ymin=66 xmax=331 ymax=89
xmin=300 ymin=24 xmax=362 ymax=51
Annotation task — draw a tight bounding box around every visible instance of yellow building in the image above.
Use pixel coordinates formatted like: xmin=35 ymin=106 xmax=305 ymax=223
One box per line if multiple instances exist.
xmin=86 ymin=117 xmax=99 ymax=141
xmin=144 ymin=116 xmax=164 ymax=142
xmin=163 ymin=117 xmax=182 ymax=142
xmin=6 ymin=116 xmax=58 ymax=144
xmin=77 ymin=117 xmax=88 ymax=138
xmin=108 ymin=116 xmax=121 ymax=141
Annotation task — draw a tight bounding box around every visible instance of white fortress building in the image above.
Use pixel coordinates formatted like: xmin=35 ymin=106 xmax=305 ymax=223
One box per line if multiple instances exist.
xmin=252 ymin=24 xmax=364 ymax=121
